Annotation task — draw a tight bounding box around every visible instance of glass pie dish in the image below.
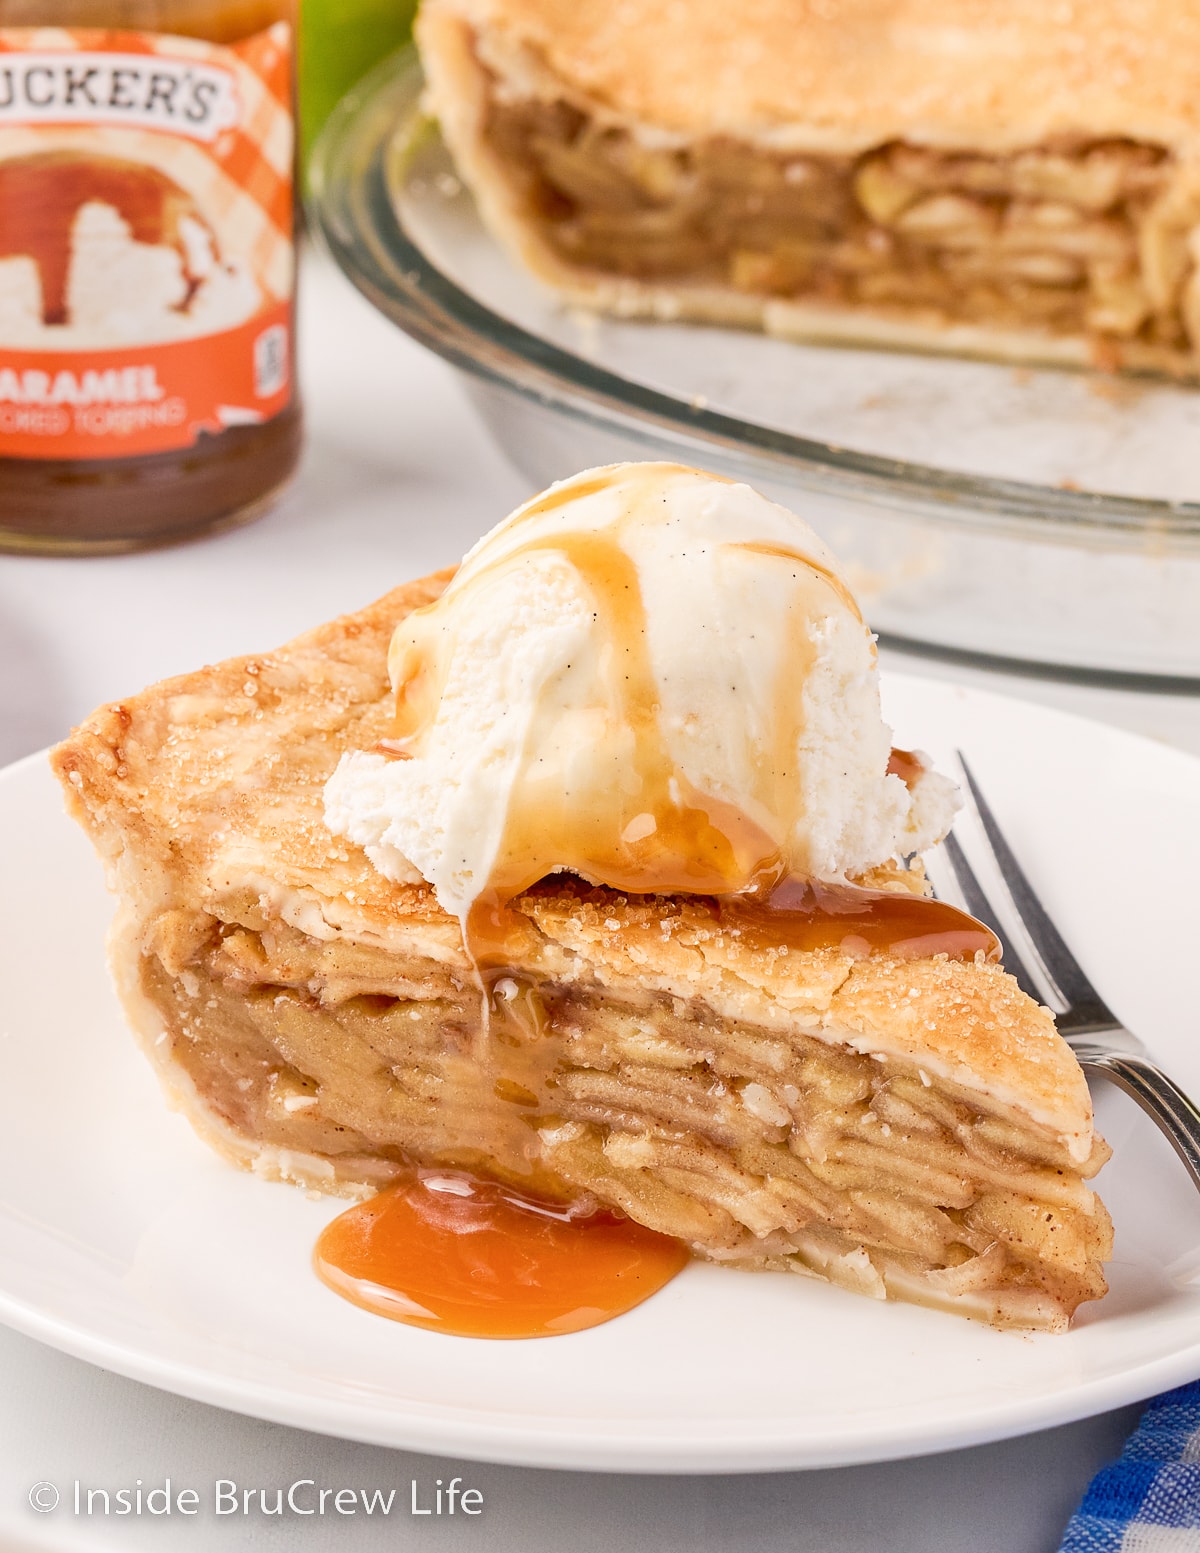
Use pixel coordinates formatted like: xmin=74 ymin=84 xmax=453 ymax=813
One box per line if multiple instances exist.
xmin=309 ymin=48 xmax=1200 ymax=684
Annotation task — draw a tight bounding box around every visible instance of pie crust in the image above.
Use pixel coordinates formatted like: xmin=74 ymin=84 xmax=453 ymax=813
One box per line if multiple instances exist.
xmin=417 ymin=0 xmax=1200 ymax=377
xmin=52 ymin=572 xmax=1112 ymax=1331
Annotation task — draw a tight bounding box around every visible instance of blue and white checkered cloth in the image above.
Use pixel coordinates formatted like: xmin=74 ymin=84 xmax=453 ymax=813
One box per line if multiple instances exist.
xmin=1061 ymin=1384 xmax=1200 ymax=1551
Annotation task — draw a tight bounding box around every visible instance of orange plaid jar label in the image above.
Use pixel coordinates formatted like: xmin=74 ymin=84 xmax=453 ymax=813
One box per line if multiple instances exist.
xmin=0 ymin=24 xmax=293 ymax=459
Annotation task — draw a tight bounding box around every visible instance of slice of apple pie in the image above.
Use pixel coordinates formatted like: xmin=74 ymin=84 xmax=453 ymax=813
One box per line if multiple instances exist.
xmin=52 ymin=567 xmax=1112 ymax=1333
xmin=417 ymin=0 xmax=1200 ymax=377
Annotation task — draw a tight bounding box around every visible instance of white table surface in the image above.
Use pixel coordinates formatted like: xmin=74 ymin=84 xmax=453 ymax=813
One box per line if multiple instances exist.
xmin=1 ymin=254 xmax=1197 ymax=1553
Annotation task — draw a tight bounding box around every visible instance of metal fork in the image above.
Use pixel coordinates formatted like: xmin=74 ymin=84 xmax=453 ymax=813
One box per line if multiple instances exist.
xmin=924 ymin=752 xmax=1200 ymax=1190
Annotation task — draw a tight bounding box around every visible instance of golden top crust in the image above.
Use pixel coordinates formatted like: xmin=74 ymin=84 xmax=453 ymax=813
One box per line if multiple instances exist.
xmin=51 ymin=571 xmax=1096 ymax=1160
xmin=52 ymin=573 xmax=461 ymax=955
xmin=420 ymin=0 xmax=1200 ymax=155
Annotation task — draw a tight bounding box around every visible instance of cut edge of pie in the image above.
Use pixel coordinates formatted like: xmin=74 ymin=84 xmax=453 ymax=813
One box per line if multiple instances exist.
xmin=51 ymin=570 xmax=1113 ymax=1333
xmin=416 ymin=0 xmax=1200 ymax=379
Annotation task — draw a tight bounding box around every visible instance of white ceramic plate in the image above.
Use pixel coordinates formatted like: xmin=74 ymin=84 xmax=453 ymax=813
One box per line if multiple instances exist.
xmin=4 ymin=676 xmax=1200 ymax=1473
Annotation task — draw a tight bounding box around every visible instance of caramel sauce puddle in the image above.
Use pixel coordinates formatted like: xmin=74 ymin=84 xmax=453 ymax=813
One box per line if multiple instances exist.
xmin=314 ymin=1169 xmax=688 ymax=1339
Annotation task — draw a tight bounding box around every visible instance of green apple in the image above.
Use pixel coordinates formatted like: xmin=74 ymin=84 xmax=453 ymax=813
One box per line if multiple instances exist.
xmin=300 ymin=0 xmax=418 ymax=173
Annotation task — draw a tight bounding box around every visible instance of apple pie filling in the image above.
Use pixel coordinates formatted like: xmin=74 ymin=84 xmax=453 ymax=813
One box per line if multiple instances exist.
xmin=484 ymin=89 xmax=1200 ymax=364
xmin=141 ymin=903 xmax=1111 ymax=1330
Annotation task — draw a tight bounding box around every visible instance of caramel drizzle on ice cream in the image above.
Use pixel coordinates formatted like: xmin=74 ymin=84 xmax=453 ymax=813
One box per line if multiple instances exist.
xmin=379 ymin=463 xmax=993 ymax=973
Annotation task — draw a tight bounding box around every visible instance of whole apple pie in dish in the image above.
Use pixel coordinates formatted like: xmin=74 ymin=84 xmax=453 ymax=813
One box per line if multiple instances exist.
xmin=53 ymin=465 xmax=1112 ymax=1332
xmin=417 ymin=0 xmax=1200 ymax=378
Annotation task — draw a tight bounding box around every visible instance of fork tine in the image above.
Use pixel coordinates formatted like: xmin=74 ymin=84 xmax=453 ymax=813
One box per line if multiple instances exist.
xmin=955 ymin=752 xmax=1115 ymax=1029
xmin=940 ymin=830 xmax=1044 ymax=1005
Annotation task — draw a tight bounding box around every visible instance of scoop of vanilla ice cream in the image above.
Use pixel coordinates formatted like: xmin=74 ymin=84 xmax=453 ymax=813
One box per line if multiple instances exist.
xmin=323 ymin=463 xmax=958 ymax=917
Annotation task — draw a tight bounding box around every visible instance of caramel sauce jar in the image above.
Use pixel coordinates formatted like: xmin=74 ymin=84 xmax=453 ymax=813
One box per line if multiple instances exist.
xmin=0 ymin=1 xmax=302 ymax=552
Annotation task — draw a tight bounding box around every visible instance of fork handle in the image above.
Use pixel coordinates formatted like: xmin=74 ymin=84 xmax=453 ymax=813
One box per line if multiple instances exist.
xmin=1075 ymin=1048 xmax=1200 ymax=1191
